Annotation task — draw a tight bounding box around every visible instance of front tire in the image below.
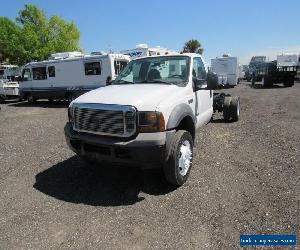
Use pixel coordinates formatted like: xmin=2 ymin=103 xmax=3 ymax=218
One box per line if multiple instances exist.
xmin=27 ymin=94 xmax=37 ymax=103
xmin=163 ymin=130 xmax=193 ymax=186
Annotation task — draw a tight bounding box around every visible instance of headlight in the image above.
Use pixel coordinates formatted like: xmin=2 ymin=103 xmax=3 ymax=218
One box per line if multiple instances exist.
xmin=68 ymin=107 xmax=74 ymax=123
xmin=139 ymin=111 xmax=165 ymax=133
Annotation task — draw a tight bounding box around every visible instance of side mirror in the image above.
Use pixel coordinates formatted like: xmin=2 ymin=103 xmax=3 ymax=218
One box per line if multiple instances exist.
xmin=106 ymin=76 xmax=112 ymax=85
xmin=206 ymin=71 xmax=219 ymax=90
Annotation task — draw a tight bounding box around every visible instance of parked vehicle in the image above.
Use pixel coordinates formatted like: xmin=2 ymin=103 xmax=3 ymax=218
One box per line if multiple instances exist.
xmin=19 ymin=52 xmax=130 ymax=102
xmin=121 ymin=44 xmax=174 ymax=59
xmin=238 ymin=64 xmax=245 ymax=82
xmin=210 ymin=55 xmax=239 ymax=87
xmin=65 ymin=53 xmax=240 ymax=186
xmin=251 ymin=60 xmax=296 ymax=87
xmin=0 ymin=65 xmax=20 ymax=103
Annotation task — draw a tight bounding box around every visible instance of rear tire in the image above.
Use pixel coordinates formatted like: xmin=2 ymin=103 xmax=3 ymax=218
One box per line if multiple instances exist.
xmin=229 ymin=96 xmax=240 ymax=122
xmin=163 ymin=130 xmax=193 ymax=186
xmin=223 ymin=97 xmax=231 ymax=122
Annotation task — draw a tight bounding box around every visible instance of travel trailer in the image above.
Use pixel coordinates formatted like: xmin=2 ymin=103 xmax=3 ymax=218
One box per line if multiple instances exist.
xmin=121 ymin=44 xmax=174 ymax=59
xmin=0 ymin=64 xmax=20 ymax=102
xmin=277 ymin=53 xmax=298 ymax=67
xmin=19 ymin=52 xmax=130 ymax=102
xmin=210 ymin=55 xmax=239 ymax=87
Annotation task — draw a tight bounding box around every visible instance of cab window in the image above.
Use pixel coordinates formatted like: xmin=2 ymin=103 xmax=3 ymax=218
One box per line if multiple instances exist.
xmin=193 ymin=58 xmax=206 ymax=79
xmin=22 ymin=68 xmax=32 ymax=81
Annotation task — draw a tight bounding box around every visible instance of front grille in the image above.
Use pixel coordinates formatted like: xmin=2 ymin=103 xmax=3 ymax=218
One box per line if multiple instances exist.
xmin=72 ymin=103 xmax=136 ymax=137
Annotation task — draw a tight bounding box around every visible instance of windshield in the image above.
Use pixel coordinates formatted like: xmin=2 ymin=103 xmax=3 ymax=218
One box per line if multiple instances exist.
xmin=113 ymin=56 xmax=189 ymax=85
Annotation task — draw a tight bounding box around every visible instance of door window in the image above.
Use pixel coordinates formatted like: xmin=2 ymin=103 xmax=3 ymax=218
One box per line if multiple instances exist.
xmin=22 ymin=68 xmax=32 ymax=81
xmin=193 ymin=58 xmax=206 ymax=79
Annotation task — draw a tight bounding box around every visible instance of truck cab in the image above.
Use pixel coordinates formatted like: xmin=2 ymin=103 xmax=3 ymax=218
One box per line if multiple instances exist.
xmin=0 ymin=65 xmax=20 ymax=102
xmin=65 ymin=53 xmax=239 ymax=186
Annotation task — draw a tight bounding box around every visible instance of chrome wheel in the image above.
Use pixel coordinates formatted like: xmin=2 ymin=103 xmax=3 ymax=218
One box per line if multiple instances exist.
xmin=178 ymin=140 xmax=192 ymax=176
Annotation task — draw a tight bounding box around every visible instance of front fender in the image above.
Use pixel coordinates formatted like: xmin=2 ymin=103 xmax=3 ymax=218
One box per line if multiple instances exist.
xmin=166 ymin=104 xmax=196 ymax=130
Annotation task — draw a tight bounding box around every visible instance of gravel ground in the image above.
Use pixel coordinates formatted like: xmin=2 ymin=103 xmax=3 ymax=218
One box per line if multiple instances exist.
xmin=0 ymin=82 xmax=299 ymax=249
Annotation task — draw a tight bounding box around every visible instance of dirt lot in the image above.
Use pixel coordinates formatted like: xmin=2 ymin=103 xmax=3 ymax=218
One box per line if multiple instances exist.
xmin=0 ymin=82 xmax=299 ymax=249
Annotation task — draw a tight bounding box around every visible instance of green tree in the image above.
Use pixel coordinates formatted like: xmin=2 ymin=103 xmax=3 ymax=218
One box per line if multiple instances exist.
xmin=182 ymin=39 xmax=204 ymax=54
xmin=0 ymin=4 xmax=81 ymax=65
xmin=0 ymin=17 xmax=23 ymax=63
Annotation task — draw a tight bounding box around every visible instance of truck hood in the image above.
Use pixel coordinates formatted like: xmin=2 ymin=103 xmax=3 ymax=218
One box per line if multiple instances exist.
xmin=73 ymin=84 xmax=180 ymax=111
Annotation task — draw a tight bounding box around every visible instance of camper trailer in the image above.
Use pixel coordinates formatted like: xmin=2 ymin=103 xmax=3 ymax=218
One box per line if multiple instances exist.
xmin=19 ymin=52 xmax=130 ymax=102
xmin=121 ymin=44 xmax=174 ymax=59
xmin=211 ymin=55 xmax=239 ymax=87
xmin=277 ymin=53 xmax=298 ymax=67
xmin=0 ymin=65 xmax=20 ymax=102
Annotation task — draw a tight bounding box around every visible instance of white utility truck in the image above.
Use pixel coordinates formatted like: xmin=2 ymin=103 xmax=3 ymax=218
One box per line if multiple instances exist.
xmin=0 ymin=65 xmax=20 ymax=103
xmin=19 ymin=52 xmax=130 ymax=102
xmin=211 ymin=55 xmax=239 ymax=87
xmin=121 ymin=44 xmax=174 ymax=59
xmin=65 ymin=54 xmax=240 ymax=186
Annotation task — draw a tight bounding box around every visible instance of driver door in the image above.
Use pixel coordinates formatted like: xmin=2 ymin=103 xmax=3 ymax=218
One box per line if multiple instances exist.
xmin=193 ymin=57 xmax=213 ymax=127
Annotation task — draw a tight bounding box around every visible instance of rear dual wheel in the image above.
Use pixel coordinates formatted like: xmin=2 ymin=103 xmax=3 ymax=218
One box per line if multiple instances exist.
xmin=223 ymin=96 xmax=240 ymax=122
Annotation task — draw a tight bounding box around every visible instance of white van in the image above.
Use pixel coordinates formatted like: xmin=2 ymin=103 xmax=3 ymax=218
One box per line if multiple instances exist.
xmin=121 ymin=44 xmax=175 ymax=59
xmin=211 ymin=55 xmax=239 ymax=87
xmin=0 ymin=65 xmax=20 ymax=102
xmin=19 ymin=52 xmax=130 ymax=102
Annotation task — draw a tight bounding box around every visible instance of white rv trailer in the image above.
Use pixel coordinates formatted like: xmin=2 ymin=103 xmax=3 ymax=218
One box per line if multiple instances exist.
xmin=0 ymin=64 xmax=20 ymax=102
xmin=277 ymin=53 xmax=298 ymax=67
xmin=211 ymin=55 xmax=239 ymax=87
xmin=120 ymin=44 xmax=175 ymax=59
xmin=19 ymin=52 xmax=130 ymax=102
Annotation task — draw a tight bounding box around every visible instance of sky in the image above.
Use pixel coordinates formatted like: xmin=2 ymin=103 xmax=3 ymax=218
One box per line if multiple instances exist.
xmin=1 ymin=0 xmax=300 ymax=64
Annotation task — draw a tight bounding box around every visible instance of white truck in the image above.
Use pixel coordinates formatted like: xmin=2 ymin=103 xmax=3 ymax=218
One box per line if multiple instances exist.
xmin=0 ymin=65 xmax=20 ymax=103
xmin=211 ymin=55 xmax=239 ymax=87
xmin=121 ymin=44 xmax=174 ymax=59
xmin=19 ymin=52 xmax=130 ymax=102
xmin=65 ymin=53 xmax=240 ymax=186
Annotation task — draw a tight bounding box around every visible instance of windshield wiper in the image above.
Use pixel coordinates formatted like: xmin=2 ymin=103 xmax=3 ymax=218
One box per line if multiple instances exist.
xmin=112 ymin=80 xmax=134 ymax=84
xmin=138 ymin=79 xmax=174 ymax=85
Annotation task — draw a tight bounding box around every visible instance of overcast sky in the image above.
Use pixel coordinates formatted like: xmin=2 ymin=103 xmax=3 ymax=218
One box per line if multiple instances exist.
xmin=2 ymin=0 xmax=300 ymax=64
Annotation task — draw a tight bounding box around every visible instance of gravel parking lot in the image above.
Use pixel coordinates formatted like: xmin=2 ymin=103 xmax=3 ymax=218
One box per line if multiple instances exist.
xmin=0 ymin=82 xmax=299 ymax=249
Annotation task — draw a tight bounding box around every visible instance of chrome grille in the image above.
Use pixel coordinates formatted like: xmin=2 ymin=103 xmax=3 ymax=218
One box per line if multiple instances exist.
xmin=72 ymin=103 xmax=136 ymax=137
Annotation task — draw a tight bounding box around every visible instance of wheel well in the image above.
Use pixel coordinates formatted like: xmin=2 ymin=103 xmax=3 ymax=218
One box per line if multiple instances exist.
xmin=176 ymin=116 xmax=195 ymax=141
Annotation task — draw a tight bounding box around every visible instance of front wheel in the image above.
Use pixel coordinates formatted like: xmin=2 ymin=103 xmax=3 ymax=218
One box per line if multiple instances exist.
xmin=163 ymin=130 xmax=193 ymax=186
xmin=27 ymin=94 xmax=37 ymax=103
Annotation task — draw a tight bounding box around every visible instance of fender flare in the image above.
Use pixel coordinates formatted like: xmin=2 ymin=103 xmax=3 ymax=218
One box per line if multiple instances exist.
xmin=166 ymin=103 xmax=196 ymax=130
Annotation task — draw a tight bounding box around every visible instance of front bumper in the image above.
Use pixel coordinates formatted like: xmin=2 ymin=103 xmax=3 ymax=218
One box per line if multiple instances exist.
xmin=64 ymin=122 xmax=174 ymax=169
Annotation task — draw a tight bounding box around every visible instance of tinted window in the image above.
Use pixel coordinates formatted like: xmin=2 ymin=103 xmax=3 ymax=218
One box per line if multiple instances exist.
xmin=48 ymin=66 xmax=55 ymax=77
xmin=32 ymin=67 xmax=47 ymax=80
xmin=85 ymin=62 xmax=101 ymax=75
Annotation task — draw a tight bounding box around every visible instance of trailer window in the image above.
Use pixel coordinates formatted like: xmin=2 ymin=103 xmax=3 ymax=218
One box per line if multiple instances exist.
xmin=32 ymin=67 xmax=47 ymax=80
xmin=114 ymin=60 xmax=128 ymax=75
xmin=22 ymin=68 xmax=31 ymax=81
xmin=48 ymin=66 xmax=55 ymax=77
xmin=84 ymin=62 xmax=101 ymax=75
